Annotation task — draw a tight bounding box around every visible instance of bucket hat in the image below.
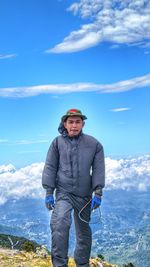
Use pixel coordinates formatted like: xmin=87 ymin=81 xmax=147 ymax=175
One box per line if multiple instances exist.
xmin=61 ymin=109 xmax=87 ymax=122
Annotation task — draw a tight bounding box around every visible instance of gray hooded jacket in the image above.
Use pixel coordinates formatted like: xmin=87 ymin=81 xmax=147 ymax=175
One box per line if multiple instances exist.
xmin=42 ymin=127 xmax=105 ymax=197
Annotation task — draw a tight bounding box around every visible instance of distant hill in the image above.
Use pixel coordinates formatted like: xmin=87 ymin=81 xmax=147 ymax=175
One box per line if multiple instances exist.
xmin=0 ymin=233 xmax=40 ymax=251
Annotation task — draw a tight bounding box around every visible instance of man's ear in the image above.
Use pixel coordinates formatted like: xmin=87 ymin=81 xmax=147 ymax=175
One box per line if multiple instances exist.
xmin=63 ymin=122 xmax=66 ymax=128
xmin=82 ymin=121 xmax=85 ymax=127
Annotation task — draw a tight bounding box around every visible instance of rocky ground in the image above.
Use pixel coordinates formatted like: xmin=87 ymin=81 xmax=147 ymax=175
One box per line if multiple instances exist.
xmin=0 ymin=247 xmax=117 ymax=267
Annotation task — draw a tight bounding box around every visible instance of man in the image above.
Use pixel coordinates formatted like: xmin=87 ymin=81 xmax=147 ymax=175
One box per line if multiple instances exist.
xmin=42 ymin=108 xmax=105 ymax=267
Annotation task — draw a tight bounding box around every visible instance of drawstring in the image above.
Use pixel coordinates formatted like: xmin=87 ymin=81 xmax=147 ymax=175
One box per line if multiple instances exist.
xmin=50 ymin=195 xmax=102 ymax=224
xmin=78 ymin=198 xmax=102 ymax=224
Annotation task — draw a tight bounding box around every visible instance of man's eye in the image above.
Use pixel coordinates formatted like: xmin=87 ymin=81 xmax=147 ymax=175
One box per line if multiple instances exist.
xmin=68 ymin=121 xmax=81 ymax=124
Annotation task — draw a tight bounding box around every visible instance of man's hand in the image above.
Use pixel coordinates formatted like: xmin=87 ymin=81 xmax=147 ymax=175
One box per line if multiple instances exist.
xmin=91 ymin=196 xmax=101 ymax=210
xmin=45 ymin=195 xmax=55 ymax=210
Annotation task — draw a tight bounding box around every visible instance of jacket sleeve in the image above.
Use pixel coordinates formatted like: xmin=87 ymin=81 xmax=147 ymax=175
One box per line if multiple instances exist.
xmin=42 ymin=138 xmax=59 ymax=194
xmin=91 ymin=142 xmax=105 ymax=196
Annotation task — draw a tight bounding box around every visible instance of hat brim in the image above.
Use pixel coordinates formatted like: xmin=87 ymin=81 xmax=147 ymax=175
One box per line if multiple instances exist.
xmin=61 ymin=114 xmax=87 ymax=122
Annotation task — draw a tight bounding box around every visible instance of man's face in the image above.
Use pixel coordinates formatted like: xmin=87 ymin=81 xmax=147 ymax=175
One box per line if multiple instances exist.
xmin=63 ymin=116 xmax=84 ymax=137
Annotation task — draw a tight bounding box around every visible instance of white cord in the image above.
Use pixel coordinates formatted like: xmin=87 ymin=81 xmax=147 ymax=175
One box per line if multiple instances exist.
xmin=78 ymin=199 xmax=102 ymax=224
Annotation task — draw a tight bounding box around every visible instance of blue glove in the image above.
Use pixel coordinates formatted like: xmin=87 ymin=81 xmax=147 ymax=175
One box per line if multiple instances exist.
xmin=91 ymin=196 xmax=101 ymax=210
xmin=45 ymin=195 xmax=55 ymax=210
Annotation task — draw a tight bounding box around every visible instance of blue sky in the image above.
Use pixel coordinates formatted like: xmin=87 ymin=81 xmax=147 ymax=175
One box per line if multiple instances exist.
xmin=0 ymin=0 xmax=150 ymax=167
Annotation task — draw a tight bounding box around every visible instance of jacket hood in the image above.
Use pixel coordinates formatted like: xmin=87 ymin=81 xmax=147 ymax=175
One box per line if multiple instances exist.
xmin=58 ymin=122 xmax=68 ymax=137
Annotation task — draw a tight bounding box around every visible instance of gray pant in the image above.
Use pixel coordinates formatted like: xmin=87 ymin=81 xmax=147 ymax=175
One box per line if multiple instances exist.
xmin=50 ymin=192 xmax=92 ymax=267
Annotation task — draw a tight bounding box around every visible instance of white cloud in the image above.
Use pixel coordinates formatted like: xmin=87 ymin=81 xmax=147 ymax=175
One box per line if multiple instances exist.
xmin=0 ymin=155 xmax=150 ymax=205
xmin=46 ymin=26 xmax=102 ymax=53
xmin=46 ymin=0 xmax=150 ymax=53
xmin=0 ymin=139 xmax=8 ymax=143
xmin=0 ymin=54 xmax=17 ymax=59
xmin=141 ymin=42 xmax=150 ymax=48
xmin=0 ymin=162 xmax=45 ymax=205
xmin=105 ymin=155 xmax=150 ymax=191
xmin=0 ymin=164 xmax=16 ymax=174
xmin=110 ymin=107 xmax=131 ymax=112
xmin=0 ymin=73 xmax=150 ymax=98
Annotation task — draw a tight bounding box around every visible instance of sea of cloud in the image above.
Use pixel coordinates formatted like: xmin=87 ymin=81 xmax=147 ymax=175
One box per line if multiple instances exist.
xmin=105 ymin=155 xmax=150 ymax=191
xmin=0 ymin=155 xmax=150 ymax=205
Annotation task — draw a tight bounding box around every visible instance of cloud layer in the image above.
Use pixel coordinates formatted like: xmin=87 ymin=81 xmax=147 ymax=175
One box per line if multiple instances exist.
xmin=110 ymin=107 xmax=131 ymax=112
xmin=0 ymin=73 xmax=150 ymax=98
xmin=105 ymin=155 xmax=150 ymax=191
xmin=47 ymin=0 xmax=150 ymax=53
xmin=0 ymin=54 xmax=16 ymax=60
xmin=0 ymin=155 xmax=150 ymax=205
xmin=0 ymin=163 xmax=44 ymax=205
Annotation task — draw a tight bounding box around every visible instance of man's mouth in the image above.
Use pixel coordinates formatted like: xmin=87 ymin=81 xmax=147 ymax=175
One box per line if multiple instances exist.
xmin=70 ymin=130 xmax=78 ymax=134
